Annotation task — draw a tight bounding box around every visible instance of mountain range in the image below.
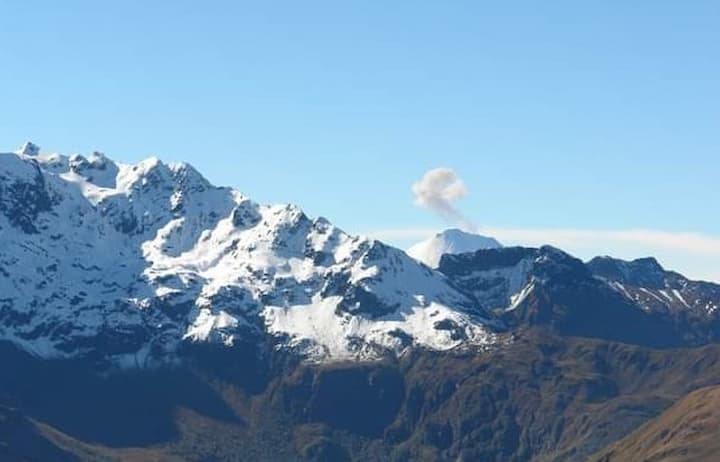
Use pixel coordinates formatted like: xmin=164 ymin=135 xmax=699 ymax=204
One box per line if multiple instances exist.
xmin=2 ymin=142 xmax=720 ymax=461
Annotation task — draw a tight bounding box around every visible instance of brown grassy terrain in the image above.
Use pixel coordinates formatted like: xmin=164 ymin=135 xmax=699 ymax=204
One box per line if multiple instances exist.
xmin=589 ymin=385 xmax=720 ymax=462
xmin=5 ymin=330 xmax=720 ymax=461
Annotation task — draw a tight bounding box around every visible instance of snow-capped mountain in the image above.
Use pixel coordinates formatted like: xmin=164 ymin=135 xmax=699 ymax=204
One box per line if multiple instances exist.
xmin=0 ymin=143 xmax=497 ymax=366
xmin=4 ymin=141 xmax=720 ymax=369
xmin=406 ymin=228 xmax=502 ymax=268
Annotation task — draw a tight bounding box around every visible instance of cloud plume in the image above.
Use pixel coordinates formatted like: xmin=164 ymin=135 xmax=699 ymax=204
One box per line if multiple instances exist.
xmin=412 ymin=167 xmax=474 ymax=230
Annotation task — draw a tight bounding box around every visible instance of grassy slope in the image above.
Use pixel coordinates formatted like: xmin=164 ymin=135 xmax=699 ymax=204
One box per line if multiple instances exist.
xmin=5 ymin=330 xmax=720 ymax=461
xmin=589 ymin=385 xmax=720 ymax=462
xmin=0 ymin=405 xmax=75 ymax=462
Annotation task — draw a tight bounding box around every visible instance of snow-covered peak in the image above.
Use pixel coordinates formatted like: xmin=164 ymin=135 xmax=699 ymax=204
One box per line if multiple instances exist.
xmin=0 ymin=145 xmax=498 ymax=366
xmin=407 ymin=228 xmax=502 ymax=268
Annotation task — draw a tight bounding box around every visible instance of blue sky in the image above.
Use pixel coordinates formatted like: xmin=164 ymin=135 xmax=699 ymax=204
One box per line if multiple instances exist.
xmin=1 ymin=2 xmax=719 ymax=280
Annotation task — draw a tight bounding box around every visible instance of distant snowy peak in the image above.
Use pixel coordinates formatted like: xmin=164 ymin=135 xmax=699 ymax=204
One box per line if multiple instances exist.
xmin=407 ymin=228 xmax=502 ymax=268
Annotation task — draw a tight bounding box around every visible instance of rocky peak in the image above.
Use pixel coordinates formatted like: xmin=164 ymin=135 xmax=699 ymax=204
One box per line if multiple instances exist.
xmin=15 ymin=141 xmax=40 ymax=156
xmin=587 ymin=255 xmax=720 ymax=319
xmin=587 ymin=256 xmax=667 ymax=288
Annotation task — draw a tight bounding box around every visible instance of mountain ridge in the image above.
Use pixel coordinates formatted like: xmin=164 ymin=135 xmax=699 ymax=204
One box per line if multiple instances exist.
xmin=0 ymin=143 xmax=499 ymax=366
xmin=3 ymin=143 xmax=720 ymax=367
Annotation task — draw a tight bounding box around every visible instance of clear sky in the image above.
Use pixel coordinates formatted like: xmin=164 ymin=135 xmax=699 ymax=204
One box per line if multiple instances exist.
xmin=1 ymin=1 xmax=719 ymax=280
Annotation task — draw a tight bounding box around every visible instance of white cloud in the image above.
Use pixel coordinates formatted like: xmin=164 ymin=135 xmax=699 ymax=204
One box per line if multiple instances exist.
xmin=483 ymin=228 xmax=720 ymax=256
xmin=411 ymin=168 xmax=474 ymax=230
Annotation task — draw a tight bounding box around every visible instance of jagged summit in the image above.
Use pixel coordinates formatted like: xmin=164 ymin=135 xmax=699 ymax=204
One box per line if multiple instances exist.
xmin=588 ymin=255 xmax=667 ymax=288
xmin=588 ymin=255 xmax=720 ymax=317
xmin=0 ymin=145 xmax=497 ymax=365
xmin=15 ymin=141 xmax=40 ymax=156
xmin=407 ymin=228 xmax=502 ymax=267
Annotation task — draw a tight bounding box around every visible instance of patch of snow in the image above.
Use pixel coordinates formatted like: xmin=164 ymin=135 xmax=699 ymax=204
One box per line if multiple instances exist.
xmin=263 ymin=296 xmax=494 ymax=361
xmin=672 ymin=289 xmax=690 ymax=308
xmin=507 ymin=283 xmax=534 ymax=312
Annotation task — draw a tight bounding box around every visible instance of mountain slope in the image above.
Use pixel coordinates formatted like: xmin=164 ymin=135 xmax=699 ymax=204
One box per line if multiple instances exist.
xmin=5 ymin=330 xmax=720 ymax=462
xmin=438 ymin=246 xmax=720 ymax=348
xmin=0 ymin=405 xmax=75 ymax=462
xmin=590 ymin=385 xmax=720 ymax=462
xmin=0 ymin=143 xmax=497 ymax=365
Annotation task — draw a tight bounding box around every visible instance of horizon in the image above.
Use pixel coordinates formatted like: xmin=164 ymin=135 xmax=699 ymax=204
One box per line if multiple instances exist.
xmin=2 ymin=2 xmax=718 ymax=281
